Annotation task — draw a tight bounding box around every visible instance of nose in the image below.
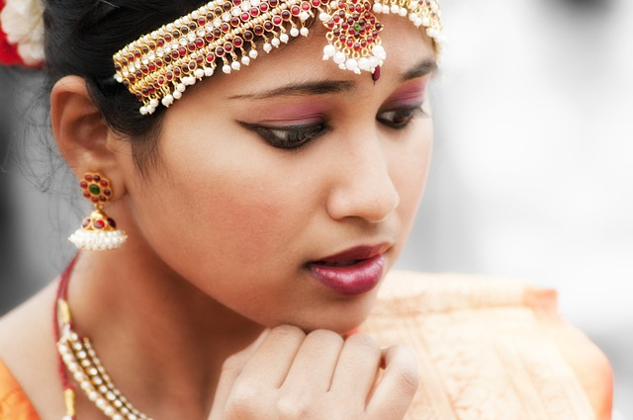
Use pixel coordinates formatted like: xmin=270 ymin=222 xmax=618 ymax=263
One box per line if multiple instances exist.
xmin=326 ymin=135 xmax=400 ymax=223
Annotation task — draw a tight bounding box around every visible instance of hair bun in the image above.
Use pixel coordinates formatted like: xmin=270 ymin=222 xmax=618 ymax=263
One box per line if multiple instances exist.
xmin=0 ymin=0 xmax=45 ymax=68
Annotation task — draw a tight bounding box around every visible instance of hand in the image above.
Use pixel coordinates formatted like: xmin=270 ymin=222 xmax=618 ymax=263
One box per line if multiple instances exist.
xmin=208 ymin=325 xmax=420 ymax=420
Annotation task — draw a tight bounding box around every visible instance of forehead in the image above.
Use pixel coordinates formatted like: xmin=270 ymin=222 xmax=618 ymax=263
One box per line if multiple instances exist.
xmin=203 ymin=14 xmax=435 ymax=95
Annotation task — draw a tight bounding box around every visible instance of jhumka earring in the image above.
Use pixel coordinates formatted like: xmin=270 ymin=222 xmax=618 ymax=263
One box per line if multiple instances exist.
xmin=68 ymin=172 xmax=128 ymax=251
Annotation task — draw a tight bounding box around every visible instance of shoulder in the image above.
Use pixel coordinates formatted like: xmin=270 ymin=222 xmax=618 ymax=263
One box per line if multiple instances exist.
xmin=0 ymin=281 xmax=56 ymax=360
xmin=0 ymin=281 xmax=63 ymax=419
xmin=364 ymin=271 xmax=613 ymax=420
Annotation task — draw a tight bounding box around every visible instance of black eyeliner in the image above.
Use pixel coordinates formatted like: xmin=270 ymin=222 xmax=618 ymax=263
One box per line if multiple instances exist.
xmin=238 ymin=121 xmax=330 ymax=150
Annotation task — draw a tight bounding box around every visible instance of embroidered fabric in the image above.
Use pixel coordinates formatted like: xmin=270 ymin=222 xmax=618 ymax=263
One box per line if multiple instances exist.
xmin=361 ymin=271 xmax=597 ymax=420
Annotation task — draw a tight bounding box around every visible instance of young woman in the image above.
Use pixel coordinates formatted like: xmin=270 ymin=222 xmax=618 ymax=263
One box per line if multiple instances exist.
xmin=0 ymin=0 xmax=613 ymax=419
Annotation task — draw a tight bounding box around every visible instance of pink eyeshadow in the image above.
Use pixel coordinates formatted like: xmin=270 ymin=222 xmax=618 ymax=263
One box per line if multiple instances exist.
xmin=256 ymin=102 xmax=326 ymax=123
xmin=388 ymin=80 xmax=428 ymax=105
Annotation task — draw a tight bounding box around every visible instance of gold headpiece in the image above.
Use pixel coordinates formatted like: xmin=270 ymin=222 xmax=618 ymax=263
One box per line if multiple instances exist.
xmin=113 ymin=0 xmax=442 ymax=115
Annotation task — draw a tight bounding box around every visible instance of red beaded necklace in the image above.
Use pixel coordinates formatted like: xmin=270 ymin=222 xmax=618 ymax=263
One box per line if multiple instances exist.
xmin=54 ymin=255 xmax=79 ymax=420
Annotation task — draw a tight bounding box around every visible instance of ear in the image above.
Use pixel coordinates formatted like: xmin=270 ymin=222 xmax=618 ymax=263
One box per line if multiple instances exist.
xmin=51 ymin=76 xmax=128 ymax=197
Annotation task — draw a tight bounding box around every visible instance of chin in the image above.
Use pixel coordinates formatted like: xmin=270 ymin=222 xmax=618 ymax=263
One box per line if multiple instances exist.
xmin=276 ymin=299 xmax=376 ymax=335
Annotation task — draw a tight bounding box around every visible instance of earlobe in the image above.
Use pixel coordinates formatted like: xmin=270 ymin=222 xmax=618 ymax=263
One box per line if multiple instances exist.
xmin=50 ymin=75 xmax=127 ymax=197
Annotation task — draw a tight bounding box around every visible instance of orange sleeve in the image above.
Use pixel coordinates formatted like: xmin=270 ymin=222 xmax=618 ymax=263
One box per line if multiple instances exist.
xmin=0 ymin=360 xmax=40 ymax=420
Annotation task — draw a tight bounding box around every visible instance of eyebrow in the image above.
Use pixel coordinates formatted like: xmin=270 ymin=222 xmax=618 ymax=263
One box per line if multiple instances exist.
xmin=227 ymin=57 xmax=437 ymax=101
xmin=228 ymin=80 xmax=355 ymax=100
xmin=402 ymin=57 xmax=438 ymax=81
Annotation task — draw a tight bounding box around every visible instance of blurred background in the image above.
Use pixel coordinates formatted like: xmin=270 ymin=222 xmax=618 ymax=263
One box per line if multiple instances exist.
xmin=1 ymin=0 xmax=631 ymax=417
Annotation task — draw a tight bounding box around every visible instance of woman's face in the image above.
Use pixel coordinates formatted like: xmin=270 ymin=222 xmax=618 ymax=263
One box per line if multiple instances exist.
xmin=117 ymin=14 xmax=436 ymax=333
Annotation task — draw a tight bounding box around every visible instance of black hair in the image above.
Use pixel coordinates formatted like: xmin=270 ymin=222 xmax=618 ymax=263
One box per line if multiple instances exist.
xmin=43 ymin=0 xmax=210 ymax=169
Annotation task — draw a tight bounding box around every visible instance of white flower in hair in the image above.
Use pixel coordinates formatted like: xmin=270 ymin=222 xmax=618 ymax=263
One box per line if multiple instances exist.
xmin=0 ymin=0 xmax=45 ymax=66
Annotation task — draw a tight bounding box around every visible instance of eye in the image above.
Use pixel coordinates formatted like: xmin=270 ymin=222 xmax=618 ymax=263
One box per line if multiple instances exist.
xmin=376 ymin=105 xmax=426 ymax=130
xmin=240 ymin=122 xmax=330 ymax=150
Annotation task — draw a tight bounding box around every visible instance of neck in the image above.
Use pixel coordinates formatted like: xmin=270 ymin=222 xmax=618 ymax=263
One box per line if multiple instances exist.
xmin=64 ymin=236 xmax=264 ymax=419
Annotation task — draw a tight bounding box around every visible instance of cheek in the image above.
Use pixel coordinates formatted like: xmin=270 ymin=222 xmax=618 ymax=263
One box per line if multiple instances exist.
xmin=391 ymin=121 xmax=433 ymax=238
xmin=125 ymin=143 xmax=315 ymax=325
xmin=201 ymin=177 xmax=304 ymax=263
xmin=138 ymin=129 xmax=314 ymax=274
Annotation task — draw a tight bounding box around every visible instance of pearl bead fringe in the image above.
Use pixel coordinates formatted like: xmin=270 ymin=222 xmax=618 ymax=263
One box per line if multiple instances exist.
xmin=68 ymin=228 xmax=128 ymax=251
xmin=58 ymin=326 xmax=154 ymax=420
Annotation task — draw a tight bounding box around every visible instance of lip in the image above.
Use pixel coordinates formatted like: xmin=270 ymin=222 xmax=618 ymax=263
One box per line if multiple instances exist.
xmin=306 ymin=244 xmax=390 ymax=295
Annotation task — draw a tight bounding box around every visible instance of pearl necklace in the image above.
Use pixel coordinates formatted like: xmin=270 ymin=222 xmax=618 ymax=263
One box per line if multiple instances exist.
xmin=54 ymin=257 xmax=154 ymax=420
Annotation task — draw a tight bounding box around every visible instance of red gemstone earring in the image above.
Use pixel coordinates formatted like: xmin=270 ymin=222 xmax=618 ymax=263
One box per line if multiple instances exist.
xmin=68 ymin=172 xmax=128 ymax=251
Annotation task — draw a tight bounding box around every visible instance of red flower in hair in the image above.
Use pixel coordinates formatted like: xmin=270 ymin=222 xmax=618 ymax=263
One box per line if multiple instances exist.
xmin=0 ymin=0 xmax=22 ymax=66
xmin=0 ymin=0 xmax=45 ymax=68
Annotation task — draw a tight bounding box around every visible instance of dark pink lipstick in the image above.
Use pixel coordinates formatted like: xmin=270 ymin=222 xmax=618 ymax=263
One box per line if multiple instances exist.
xmin=306 ymin=244 xmax=389 ymax=295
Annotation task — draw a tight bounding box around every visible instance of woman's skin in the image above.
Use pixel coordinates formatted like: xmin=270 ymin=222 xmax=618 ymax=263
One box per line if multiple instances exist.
xmin=0 ymin=13 xmax=436 ymax=420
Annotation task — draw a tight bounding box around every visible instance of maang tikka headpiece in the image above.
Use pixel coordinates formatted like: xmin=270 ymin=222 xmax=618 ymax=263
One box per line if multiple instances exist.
xmin=113 ymin=0 xmax=442 ymax=115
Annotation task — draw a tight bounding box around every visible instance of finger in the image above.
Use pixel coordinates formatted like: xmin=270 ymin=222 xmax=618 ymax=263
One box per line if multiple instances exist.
xmin=237 ymin=325 xmax=306 ymax=389
xmin=366 ymin=345 xmax=419 ymax=419
xmin=208 ymin=330 xmax=269 ymax=420
xmin=329 ymin=333 xmax=382 ymax=403
xmin=281 ymin=329 xmax=345 ymax=394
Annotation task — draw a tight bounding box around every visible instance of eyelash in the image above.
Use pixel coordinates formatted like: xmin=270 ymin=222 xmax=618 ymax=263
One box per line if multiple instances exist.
xmin=376 ymin=105 xmax=426 ymax=129
xmin=244 ymin=104 xmax=425 ymax=150
xmin=242 ymin=122 xmax=331 ymax=150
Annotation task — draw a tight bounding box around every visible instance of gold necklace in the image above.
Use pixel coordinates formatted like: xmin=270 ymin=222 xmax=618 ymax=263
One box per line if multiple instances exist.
xmin=55 ymin=259 xmax=154 ymax=420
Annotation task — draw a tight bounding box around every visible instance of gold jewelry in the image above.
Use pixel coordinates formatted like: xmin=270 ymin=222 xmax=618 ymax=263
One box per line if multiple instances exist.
xmin=56 ymin=292 xmax=153 ymax=420
xmin=57 ymin=329 xmax=153 ymax=420
xmin=112 ymin=0 xmax=442 ymax=115
xmin=68 ymin=172 xmax=128 ymax=251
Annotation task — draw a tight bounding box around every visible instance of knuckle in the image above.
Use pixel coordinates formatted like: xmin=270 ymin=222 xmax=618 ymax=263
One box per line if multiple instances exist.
xmin=307 ymin=329 xmax=344 ymax=345
xmin=225 ymin=397 xmax=257 ymax=418
xmin=275 ymin=394 xmax=311 ymax=419
xmin=346 ymin=333 xmax=381 ymax=354
xmin=226 ymin=383 xmax=261 ymax=414
xmin=224 ymin=401 xmax=256 ymax=419
xmin=390 ymin=346 xmax=420 ymax=392
xmin=270 ymin=324 xmax=306 ymax=341
xmin=395 ymin=364 xmax=420 ymax=393
xmin=221 ymin=354 xmax=243 ymax=373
